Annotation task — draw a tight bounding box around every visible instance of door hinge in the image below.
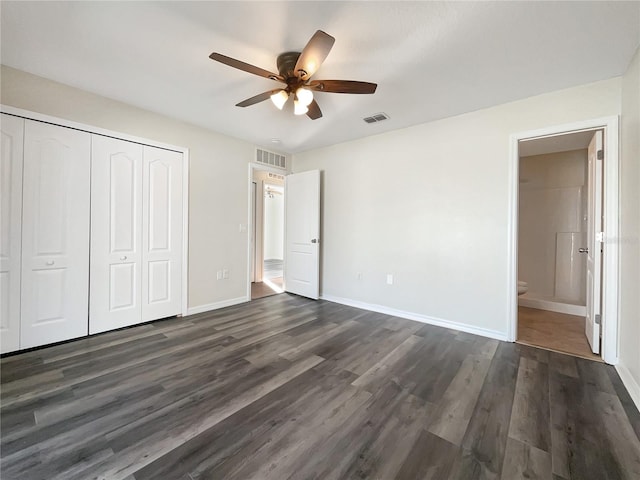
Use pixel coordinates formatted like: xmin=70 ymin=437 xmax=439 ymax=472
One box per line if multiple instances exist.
xmin=596 ymin=232 xmax=604 ymax=243
xmin=597 ymin=149 xmax=604 ymax=160
xmin=595 ymin=314 xmax=601 ymax=325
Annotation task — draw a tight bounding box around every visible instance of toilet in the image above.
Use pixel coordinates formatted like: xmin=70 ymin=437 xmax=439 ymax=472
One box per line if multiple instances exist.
xmin=517 ymin=281 xmax=528 ymax=296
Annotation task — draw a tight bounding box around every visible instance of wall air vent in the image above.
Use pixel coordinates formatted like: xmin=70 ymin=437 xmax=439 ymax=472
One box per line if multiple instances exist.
xmin=256 ymin=148 xmax=287 ymax=169
xmin=363 ymin=113 xmax=390 ymax=124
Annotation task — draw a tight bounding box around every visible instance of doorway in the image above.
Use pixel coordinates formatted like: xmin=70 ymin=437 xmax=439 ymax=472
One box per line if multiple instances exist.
xmin=249 ymin=166 xmax=285 ymax=300
xmin=517 ymin=130 xmax=598 ymax=359
xmin=508 ymin=117 xmax=619 ymax=364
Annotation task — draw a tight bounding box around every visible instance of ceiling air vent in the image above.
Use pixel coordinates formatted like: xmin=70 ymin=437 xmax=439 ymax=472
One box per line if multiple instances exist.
xmin=363 ymin=113 xmax=390 ymax=124
xmin=256 ymin=148 xmax=287 ymax=169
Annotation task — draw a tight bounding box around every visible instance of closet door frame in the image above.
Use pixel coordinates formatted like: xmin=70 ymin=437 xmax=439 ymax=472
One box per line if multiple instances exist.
xmin=1 ymin=105 xmax=190 ymax=321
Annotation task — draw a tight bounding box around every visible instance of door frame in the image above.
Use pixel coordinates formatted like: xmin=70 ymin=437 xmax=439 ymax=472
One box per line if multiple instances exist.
xmin=1 ymin=104 xmax=191 ymax=318
xmin=507 ymin=116 xmax=619 ymax=364
xmin=246 ymin=162 xmax=287 ymax=300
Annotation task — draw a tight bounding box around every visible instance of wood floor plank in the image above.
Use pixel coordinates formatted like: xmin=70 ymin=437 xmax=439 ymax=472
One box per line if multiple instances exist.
xmin=593 ymin=391 xmax=640 ymax=478
xmin=428 ymin=354 xmax=493 ymax=445
xmin=1 ymin=294 xmax=638 ymax=480
xmin=448 ymin=342 xmax=520 ymax=480
xmin=501 ymin=437 xmax=552 ymax=480
xmin=508 ymin=356 xmax=551 ymax=452
xmin=396 ymin=429 xmax=459 ymax=479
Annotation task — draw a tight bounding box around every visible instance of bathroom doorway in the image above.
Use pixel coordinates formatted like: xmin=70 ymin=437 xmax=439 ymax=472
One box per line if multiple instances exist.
xmin=249 ymin=167 xmax=285 ymax=300
xmin=508 ymin=117 xmax=620 ymax=364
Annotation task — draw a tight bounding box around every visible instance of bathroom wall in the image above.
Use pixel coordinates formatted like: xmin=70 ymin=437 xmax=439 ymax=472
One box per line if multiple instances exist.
xmin=264 ymin=186 xmax=284 ymax=261
xmin=518 ymin=149 xmax=588 ymax=304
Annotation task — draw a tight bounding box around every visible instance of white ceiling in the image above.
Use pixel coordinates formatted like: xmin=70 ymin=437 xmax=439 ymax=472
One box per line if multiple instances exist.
xmin=519 ymin=130 xmax=596 ymax=157
xmin=2 ymin=1 xmax=639 ymax=154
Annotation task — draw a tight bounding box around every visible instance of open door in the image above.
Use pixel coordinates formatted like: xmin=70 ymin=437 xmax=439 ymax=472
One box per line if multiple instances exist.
xmin=285 ymin=170 xmax=320 ymax=299
xmin=585 ymin=130 xmax=603 ymax=354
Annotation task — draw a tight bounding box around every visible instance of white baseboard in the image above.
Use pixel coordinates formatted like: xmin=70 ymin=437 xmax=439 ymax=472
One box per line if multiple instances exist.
xmin=518 ymin=297 xmax=586 ymax=316
xmin=320 ymin=294 xmax=508 ymax=342
xmin=615 ymin=363 xmax=640 ymax=411
xmin=186 ymin=296 xmax=249 ymax=316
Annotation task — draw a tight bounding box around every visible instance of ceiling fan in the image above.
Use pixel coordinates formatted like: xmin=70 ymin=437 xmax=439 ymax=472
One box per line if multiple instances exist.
xmin=209 ymin=30 xmax=377 ymax=120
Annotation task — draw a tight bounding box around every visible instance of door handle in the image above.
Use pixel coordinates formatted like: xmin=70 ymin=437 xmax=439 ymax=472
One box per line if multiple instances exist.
xmin=46 ymin=260 xmax=55 ymax=266
xmin=578 ymin=248 xmax=588 ymax=254
xmin=311 ymin=239 xmax=319 ymax=244
xmin=120 ymin=256 xmax=127 ymax=260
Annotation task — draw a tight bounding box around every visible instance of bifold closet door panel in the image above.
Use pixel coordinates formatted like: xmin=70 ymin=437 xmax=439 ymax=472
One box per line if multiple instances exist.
xmin=0 ymin=114 xmax=24 ymax=354
xmin=20 ymin=120 xmax=90 ymax=349
xmin=90 ymin=136 xmax=143 ymax=334
xmin=142 ymin=146 xmax=183 ymax=321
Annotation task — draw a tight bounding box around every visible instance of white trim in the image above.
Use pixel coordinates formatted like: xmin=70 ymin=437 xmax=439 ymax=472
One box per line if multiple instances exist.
xmin=1 ymin=105 xmax=184 ymax=152
xmin=181 ymin=150 xmax=190 ymax=316
xmin=508 ymin=116 xmax=620 ymax=365
xmin=518 ymin=297 xmax=586 ymax=316
xmin=2 ymin=104 xmax=191 ymax=321
xmin=186 ymin=296 xmax=249 ymax=316
xmin=321 ymin=294 xmax=508 ymax=342
xmin=616 ymin=364 xmax=640 ymax=411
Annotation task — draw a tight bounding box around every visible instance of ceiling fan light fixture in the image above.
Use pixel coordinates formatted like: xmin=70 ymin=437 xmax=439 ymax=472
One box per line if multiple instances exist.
xmin=296 ymin=87 xmax=313 ymax=107
xmin=294 ymin=98 xmax=309 ymax=116
xmin=270 ymin=90 xmax=289 ymax=110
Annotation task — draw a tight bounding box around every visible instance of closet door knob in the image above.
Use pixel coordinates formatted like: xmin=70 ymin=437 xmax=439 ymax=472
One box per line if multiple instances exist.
xmin=46 ymin=260 xmax=55 ymax=266
xmin=120 ymin=256 xmax=127 ymax=261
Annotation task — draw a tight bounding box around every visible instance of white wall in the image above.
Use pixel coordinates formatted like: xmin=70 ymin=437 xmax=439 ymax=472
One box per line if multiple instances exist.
xmin=618 ymin=46 xmax=640 ymax=406
xmin=293 ymin=78 xmax=621 ymax=339
xmin=263 ymin=187 xmax=284 ymax=261
xmin=0 ymin=65 xmax=254 ymax=310
xmin=518 ymin=150 xmax=587 ymax=303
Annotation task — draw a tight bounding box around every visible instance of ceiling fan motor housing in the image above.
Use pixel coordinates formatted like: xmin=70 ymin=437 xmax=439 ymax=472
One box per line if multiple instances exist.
xmin=276 ymin=52 xmax=303 ymax=79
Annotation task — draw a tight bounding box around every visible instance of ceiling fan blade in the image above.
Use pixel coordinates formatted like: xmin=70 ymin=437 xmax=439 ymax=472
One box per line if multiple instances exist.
xmin=294 ymin=30 xmax=335 ymax=81
xmin=306 ymin=100 xmax=322 ymax=120
xmin=209 ymin=52 xmax=284 ymax=82
xmin=308 ymin=80 xmax=377 ymax=94
xmin=236 ymin=89 xmax=283 ymax=107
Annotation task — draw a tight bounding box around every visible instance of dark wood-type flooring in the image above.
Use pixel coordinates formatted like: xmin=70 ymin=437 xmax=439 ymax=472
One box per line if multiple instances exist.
xmin=2 ymin=294 xmax=640 ymax=479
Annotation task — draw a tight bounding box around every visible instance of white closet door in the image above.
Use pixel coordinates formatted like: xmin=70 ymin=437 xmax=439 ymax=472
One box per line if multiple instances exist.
xmin=1 ymin=114 xmax=24 ymax=353
xmin=90 ymin=136 xmax=143 ymax=334
xmin=142 ymin=146 xmax=183 ymax=321
xmin=21 ymin=120 xmax=90 ymax=348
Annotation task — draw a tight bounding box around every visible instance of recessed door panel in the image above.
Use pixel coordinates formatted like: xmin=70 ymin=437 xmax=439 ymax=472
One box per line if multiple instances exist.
xmin=34 ymin=146 xmax=66 ymax=255
xmin=149 ymin=162 xmax=170 ymax=251
xmin=33 ymin=268 xmax=65 ymax=324
xmin=111 ymin=153 xmax=138 ymax=253
xmin=148 ymin=261 xmax=170 ymax=304
xmin=0 ymin=114 xmax=23 ymax=353
xmin=110 ymin=263 xmax=136 ymax=311
xmin=142 ymin=146 xmax=182 ymax=321
xmin=21 ymin=120 xmax=90 ymax=349
xmin=90 ymin=135 xmax=143 ymax=333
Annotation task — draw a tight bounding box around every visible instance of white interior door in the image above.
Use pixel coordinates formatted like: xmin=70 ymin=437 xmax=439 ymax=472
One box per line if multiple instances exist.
xmin=90 ymin=136 xmax=143 ymax=334
xmin=585 ymin=130 xmax=603 ymax=354
xmin=284 ymin=170 xmax=320 ymax=299
xmin=141 ymin=146 xmax=183 ymax=322
xmin=1 ymin=114 xmax=24 ymax=353
xmin=21 ymin=120 xmax=90 ymax=348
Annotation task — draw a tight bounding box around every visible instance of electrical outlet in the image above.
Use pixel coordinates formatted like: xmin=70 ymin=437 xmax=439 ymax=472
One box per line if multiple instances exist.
xmin=223 ymin=269 xmax=229 ymax=279
xmin=386 ymin=274 xmax=394 ymax=285
xmin=216 ymin=270 xmax=222 ymax=280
